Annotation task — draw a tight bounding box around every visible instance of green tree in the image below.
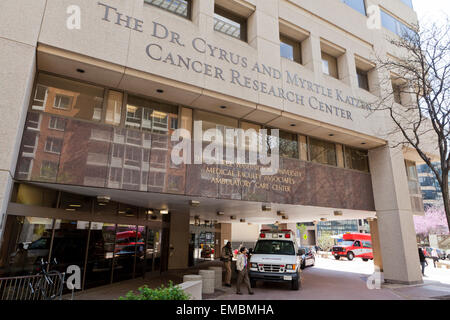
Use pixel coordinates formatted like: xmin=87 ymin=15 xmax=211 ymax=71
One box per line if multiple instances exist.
xmin=317 ymin=232 xmax=335 ymax=251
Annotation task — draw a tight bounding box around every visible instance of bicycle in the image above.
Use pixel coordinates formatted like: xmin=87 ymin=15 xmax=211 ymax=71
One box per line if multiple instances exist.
xmin=29 ymin=258 xmax=64 ymax=300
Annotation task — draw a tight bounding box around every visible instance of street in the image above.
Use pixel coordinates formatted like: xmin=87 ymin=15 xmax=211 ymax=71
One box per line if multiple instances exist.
xmin=214 ymin=257 xmax=450 ymax=300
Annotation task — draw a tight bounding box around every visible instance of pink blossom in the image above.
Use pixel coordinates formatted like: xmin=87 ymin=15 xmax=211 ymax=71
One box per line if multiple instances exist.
xmin=414 ymin=206 xmax=450 ymax=236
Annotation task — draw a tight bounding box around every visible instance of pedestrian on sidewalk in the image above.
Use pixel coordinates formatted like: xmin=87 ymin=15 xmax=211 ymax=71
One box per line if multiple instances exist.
xmin=236 ymin=247 xmax=254 ymax=295
xmin=431 ymin=248 xmax=439 ymax=268
xmin=418 ymin=247 xmax=427 ymax=276
xmin=221 ymin=242 xmax=233 ymax=287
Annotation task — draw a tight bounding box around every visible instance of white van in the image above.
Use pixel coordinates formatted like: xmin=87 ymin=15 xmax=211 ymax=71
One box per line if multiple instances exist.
xmin=248 ymin=229 xmax=302 ymax=290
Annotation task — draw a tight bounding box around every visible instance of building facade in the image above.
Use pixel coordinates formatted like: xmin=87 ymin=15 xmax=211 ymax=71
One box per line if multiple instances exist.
xmin=0 ymin=0 xmax=430 ymax=288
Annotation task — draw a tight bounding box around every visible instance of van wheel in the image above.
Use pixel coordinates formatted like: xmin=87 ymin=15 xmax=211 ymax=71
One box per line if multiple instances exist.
xmin=347 ymin=252 xmax=354 ymax=261
xmin=362 ymin=258 xmax=369 ymax=262
xmin=250 ymin=279 xmax=256 ymax=288
xmin=291 ymin=279 xmax=299 ymax=290
xmin=334 ymin=256 xmax=340 ymax=260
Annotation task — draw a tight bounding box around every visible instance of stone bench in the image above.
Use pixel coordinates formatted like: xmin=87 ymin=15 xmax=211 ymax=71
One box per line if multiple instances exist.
xmin=178 ymin=280 xmax=202 ymax=300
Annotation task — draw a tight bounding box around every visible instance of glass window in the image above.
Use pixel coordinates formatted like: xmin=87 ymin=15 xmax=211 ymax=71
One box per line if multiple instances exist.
xmin=50 ymin=219 xmax=90 ymax=286
xmin=44 ymin=137 xmax=63 ymax=154
xmin=125 ymin=95 xmax=178 ymax=134
xmin=32 ymin=73 xmax=105 ymax=122
xmin=392 ymin=82 xmax=402 ymax=104
xmin=48 ymin=116 xmax=66 ymax=131
xmin=321 ymin=52 xmax=339 ymax=79
xmin=144 ymin=0 xmax=191 ymax=19
xmin=53 ymin=94 xmax=72 ymax=110
xmin=380 ymin=9 xmax=415 ymax=38
xmin=254 ymin=240 xmax=295 ymax=255
xmin=40 ymin=161 xmax=58 ymax=180
xmin=0 ymin=216 xmax=54 ymax=276
xmin=344 ymin=147 xmax=369 ymax=172
xmin=405 ymin=160 xmax=418 ymax=181
xmin=85 ymin=223 xmax=116 ymax=289
xmin=280 ymin=35 xmax=302 ymax=64
xmin=341 ymin=0 xmax=366 ymax=15
xmin=357 ymin=69 xmax=370 ymax=91
xmin=270 ymin=129 xmax=299 ymax=159
xmin=32 ymin=85 xmax=48 ymax=110
xmin=401 ymin=0 xmax=413 ymax=9
xmin=309 ymin=138 xmax=337 ymax=166
xmin=214 ymin=6 xmax=247 ymax=41
xmin=105 ymin=91 xmax=123 ymax=126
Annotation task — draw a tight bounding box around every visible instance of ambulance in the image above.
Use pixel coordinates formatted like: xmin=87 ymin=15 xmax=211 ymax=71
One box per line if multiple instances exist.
xmin=249 ymin=229 xmax=302 ymax=290
xmin=332 ymin=233 xmax=373 ymax=261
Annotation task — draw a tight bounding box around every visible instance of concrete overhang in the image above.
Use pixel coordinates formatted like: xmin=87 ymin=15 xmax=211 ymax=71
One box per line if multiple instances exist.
xmin=37 ymin=44 xmax=386 ymax=150
xmin=29 ymin=182 xmax=376 ymax=225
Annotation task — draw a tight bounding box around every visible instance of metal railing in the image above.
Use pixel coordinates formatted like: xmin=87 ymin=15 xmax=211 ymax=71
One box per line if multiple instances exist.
xmin=0 ymin=272 xmax=65 ymax=300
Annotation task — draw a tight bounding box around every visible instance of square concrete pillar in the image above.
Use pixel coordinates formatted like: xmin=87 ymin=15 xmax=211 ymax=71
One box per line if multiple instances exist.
xmin=369 ymin=219 xmax=383 ymax=271
xmin=338 ymin=50 xmax=358 ymax=87
xmin=301 ymin=33 xmax=321 ymax=73
xmin=168 ymin=211 xmax=191 ymax=269
xmin=368 ymin=145 xmax=423 ymax=284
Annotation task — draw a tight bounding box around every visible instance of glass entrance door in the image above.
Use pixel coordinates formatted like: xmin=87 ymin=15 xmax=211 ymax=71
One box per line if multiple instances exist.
xmin=84 ymin=222 xmax=116 ymax=289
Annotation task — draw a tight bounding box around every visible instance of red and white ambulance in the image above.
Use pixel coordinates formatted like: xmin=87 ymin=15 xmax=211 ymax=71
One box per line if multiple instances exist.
xmin=332 ymin=233 xmax=373 ymax=261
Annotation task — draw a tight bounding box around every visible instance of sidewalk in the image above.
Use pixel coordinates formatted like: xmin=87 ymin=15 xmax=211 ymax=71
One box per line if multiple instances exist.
xmin=64 ymin=260 xmax=224 ymax=300
xmin=64 ymin=257 xmax=450 ymax=300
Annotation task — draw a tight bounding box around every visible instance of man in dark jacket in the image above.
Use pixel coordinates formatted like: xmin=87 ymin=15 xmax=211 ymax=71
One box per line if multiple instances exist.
xmin=418 ymin=247 xmax=427 ymax=276
xmin=221 ymin=242 xmax=233 ymax=287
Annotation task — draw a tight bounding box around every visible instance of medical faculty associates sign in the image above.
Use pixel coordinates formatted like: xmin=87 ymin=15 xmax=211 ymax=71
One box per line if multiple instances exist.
xmin=97 ymin=2 xmax=372 ymax=122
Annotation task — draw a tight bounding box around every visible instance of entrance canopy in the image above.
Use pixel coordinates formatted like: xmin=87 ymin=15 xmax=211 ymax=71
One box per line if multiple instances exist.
xmin=32 ymin=182 xmax=376 ymax=224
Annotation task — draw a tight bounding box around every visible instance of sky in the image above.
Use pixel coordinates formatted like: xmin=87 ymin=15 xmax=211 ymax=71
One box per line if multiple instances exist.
xmin=413 ymin=0 xmax=450 ymax=24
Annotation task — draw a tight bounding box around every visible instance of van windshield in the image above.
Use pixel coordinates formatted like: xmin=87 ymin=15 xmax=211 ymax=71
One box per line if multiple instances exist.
xmin=339 ymin=241 xmax=355 ymax=246
xmin=254 ymin=240 xmax=295 ymax=255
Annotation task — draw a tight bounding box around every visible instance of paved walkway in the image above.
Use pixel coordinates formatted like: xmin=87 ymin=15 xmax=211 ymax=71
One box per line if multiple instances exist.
xmin=214 ymin=257 xmax=450 ymax=300
xmin=65 ymin=257 xmax=450 ymax=300
xmin=65 ymin=260 xmax=223 ymax=300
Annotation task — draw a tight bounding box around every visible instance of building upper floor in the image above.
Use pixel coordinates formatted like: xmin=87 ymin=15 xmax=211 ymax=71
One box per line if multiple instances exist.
xmin=1 ymin=0 xmax=421 ymax=143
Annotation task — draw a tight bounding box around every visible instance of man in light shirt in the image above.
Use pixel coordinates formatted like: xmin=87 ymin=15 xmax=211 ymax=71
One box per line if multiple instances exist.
xmin=236 ymin=247 xmax=254 ymax=295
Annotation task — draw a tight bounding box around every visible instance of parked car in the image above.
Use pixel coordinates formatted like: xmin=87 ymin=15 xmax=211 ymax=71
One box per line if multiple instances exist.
xmin=437 ymin=248 xmax=446 ymax=260
xmin=299 ymin=246 xmax=315 ymax=269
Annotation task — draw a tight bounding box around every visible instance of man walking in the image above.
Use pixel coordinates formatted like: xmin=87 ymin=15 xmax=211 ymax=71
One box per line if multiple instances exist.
xmin=431 ymin=248 xmax=439 ymax=268
xmin=221 ymin=242 xmax=233 ymax=287
xmin=236 ymin=247 xmax=254 ymax=295
xmin=418 ymin=247 xmax=427 ymax=276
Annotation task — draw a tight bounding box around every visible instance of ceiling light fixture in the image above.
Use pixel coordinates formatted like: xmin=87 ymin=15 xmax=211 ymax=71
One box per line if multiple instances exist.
xmin=219 ymin=105 xmax=227 ymax=109
xmin=76 ymin=68 xmax=85 ymax=73
xmin=262 ymin=205 xmax=271 ymax=212
xmin=320 ymin=218 xmax=327 ymax=222
xmin=97 ymin=195 xmax=110 ymax=206
xmin=333 ymin=210 xmax=343 ymax=216
xmin=230 ymin=216 xmax=236 ymax=220
xmin=240 ymin=219 xmax=246 ymax=223
xmin=156 ymin=89 xmax=164 ymax=93
xmin=189 ymin=200 xmax=200 ymax=207
xmin=160 ymin=209 xmax=169 ymax=215
xmin=217 ymin=211 xmax=225 ymax=216
xmin=277 ymin=211 xmax=285 ymax=216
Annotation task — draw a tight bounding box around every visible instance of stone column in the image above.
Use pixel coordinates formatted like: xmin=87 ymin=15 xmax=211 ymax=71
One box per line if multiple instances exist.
xmin=369 ymin=219 xmax=383 ymax=272
xmin=0 ymin=0 xmax=47 ymax=243
xmin=168 ymin=210 xmax=191 ymax=269
xmin=368 ymin=145 xmax=423 ymax=284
